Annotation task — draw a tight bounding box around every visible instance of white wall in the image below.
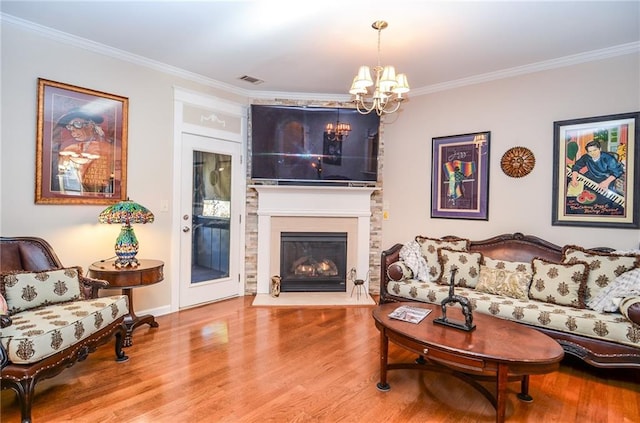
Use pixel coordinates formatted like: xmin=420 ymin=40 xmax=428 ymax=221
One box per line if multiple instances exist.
xmin=2 ymin=21 xmax=639 ymax=315
xmin=0 ymin=22 xmax=246 ymax=313
xmin=382 ymin=53 xmax=640 ymax=250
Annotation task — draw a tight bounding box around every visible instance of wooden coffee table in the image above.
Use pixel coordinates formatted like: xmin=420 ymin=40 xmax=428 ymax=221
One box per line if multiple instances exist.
xmin=373 ymin=302 xmax=564 ymax=423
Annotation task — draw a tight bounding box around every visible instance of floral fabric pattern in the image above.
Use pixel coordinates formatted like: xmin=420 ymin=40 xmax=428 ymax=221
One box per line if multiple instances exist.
xmin=587 ymin=268 xmax=640 ymax=312
xmin=415 ymin=236 xmax=469 ymax=282
xmin=529 ymin=258 xmax=588 ymax=308
xmin=476 ymin=265 xmax=532 ymax=300
xmin=437 ymin=248 xmax=483 ymax=288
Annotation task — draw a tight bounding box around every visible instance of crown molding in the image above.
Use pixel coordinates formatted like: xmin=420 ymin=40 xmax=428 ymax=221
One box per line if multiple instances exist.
xmin=3 ymin=13 xmax=638 ymax=101
xmin=411 ymin=41 xmax=640 ymax=96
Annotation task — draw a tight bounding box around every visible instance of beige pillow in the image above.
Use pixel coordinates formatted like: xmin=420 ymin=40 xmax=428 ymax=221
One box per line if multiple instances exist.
xmin=529 ymin=258 xmax=589 ymax=308
xmin=437 ymin=248 xmax=483 ymax=288
xmin=1 ymin=267 xmax=84 ymax=315
xmin=476 ymin=265 xmax=532 ymax=300
xmin=563 ymin=245 xmax=639 ymax=303
xmin=483 ymin=257 xmax=532 ymax=274
xmin=415 ymin=236 xmax=469 ymax=282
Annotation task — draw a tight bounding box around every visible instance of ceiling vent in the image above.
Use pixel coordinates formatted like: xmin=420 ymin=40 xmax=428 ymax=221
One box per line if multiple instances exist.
xmin=238 ymin=75 xmax=264 ymax=85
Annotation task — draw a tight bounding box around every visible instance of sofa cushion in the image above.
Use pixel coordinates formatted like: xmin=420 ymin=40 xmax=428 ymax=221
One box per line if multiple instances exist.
xmin=1 ymin=267 xmax=85 ymax=315
xmin=437 ymin=248 xmax=483 ymax=288
xmin=563 ymin=246 xmax=639 ymax=304
xmin=587 ymin=267 xmax=640 ymax=312
xmin=415 ymin=236 xmax=469 ymax=282
xmin=0 ymin=295 xmax=128 ymax=364
xmin=387 ymin=279 xmax=640 ymax=348
xmin=529 ymin=258 xmax=589 ymax=308
xmin=476 ymin=265 xmax=531 ymax=300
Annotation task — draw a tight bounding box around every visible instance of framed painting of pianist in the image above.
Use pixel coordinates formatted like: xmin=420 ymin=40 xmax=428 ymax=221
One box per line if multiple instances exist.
xmin=552 ymin=112 xmax=640 ymax=229
xmin=35 ymin=78 xmax=128 ymax=205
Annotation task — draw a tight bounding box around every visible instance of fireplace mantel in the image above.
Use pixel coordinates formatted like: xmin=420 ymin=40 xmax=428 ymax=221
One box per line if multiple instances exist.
xmin=251 ymin=185 xmax=379 ymax=294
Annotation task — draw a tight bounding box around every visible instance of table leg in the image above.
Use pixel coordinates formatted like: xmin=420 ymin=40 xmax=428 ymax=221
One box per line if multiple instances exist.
xmin=517 ymin=375 xmax=533 ymax=402
xmin=122 ymin=287 xmax=159 ymax=347
xmin=495 ymin=363 xmax=508 ymax=423
xmin=376 ymin=329 xmax=391 ymax=392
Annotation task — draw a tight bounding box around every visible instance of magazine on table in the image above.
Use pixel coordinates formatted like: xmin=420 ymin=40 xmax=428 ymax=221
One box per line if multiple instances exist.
xmin=388 ymin=305 xmax=432 ymax=324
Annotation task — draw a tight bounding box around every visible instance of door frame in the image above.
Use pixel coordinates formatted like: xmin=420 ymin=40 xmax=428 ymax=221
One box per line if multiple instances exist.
xmin=171 ymin=88 xmax=247 ymax=312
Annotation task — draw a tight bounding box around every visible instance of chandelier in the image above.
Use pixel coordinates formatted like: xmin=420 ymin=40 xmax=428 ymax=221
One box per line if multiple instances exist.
xmin=349 ymin=20 xmax=410 ymax=116
xmin=325 ymin=109 xmax=351 ymax=141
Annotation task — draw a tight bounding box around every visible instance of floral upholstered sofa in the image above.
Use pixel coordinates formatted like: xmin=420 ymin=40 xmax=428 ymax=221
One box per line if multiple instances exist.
xmin=0 ymin=236 xmax=129 ymax=423
xmin=380 ymin=233 xmax=640 ymax=369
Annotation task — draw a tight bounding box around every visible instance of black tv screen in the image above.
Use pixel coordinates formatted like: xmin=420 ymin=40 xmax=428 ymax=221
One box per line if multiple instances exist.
xmin=250 ymin=105 xmax=380 ymax=185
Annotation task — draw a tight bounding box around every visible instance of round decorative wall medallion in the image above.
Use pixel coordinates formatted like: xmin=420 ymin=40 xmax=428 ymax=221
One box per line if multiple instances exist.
xmin=500 ymin=146 xmax=535 ymax=178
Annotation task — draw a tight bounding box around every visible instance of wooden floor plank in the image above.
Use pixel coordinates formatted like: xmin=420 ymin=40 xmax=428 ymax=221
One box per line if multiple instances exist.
xmin=1 ymin=296 xmax=638 ymax=422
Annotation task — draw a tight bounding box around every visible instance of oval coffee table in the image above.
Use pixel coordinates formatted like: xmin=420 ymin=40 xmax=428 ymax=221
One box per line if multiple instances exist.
xmin=373 ymin=302 xmax=564 ymax=423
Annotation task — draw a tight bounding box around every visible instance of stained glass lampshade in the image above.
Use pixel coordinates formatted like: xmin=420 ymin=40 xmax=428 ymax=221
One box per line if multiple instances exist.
xmin=99 ymin=199 xmax=154 ymax=268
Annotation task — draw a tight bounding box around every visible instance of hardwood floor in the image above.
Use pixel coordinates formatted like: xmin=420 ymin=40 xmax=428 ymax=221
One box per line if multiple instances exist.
xmin=2 ymin=296 xmax=638 ymax=422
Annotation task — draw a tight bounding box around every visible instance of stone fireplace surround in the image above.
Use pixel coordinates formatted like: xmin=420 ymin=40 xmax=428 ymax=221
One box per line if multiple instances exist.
xmin=252 ymin=185 xmax=378 ymax=295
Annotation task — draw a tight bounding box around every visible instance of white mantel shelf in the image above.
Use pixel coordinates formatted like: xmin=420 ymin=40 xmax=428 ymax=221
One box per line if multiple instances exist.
xmin=250 ymin=184 xmax=379 ymax=294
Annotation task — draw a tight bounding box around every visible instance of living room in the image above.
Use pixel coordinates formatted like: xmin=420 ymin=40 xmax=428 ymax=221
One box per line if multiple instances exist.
xmin=1 ymin=2 xmax=639 ymax=421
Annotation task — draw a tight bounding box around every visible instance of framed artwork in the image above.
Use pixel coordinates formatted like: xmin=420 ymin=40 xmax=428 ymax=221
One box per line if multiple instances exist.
xmin=552 ymin=112 xmax=639 ymax=229
xmin=431 ymin=131 xmax=490 ymax=220
xmin=36 ymin=78 xmax=128 ymax=205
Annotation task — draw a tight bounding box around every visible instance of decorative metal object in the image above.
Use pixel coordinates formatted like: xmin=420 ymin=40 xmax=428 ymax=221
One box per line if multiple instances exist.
xmin=433 ymin=268 xmax=476 ymax=331
xmin=348 ymin=267 xmax=369 ymax=300
xmin=270 ymin=275 xmax=281 ymax=297
xmin=99 ymin=198 xmax=154 ymax=268
xmin=501 ymin=146 xmax=536 ymax=178
xmin=349 ymin=20 xmax=410 ymax=116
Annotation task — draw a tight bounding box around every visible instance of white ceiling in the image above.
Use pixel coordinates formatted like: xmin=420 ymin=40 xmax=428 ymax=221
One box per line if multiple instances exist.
xmin=2 ymin=1 xmax=639 ymax=98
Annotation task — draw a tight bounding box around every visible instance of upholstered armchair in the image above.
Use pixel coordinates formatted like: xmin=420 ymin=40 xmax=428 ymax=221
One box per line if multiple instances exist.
xmin=0 ymin=236 xmax=130 ymax=423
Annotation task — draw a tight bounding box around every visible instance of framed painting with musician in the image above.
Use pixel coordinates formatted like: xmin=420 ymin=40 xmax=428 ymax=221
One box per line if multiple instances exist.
xmin=431 ymin=131 xmax=490 ymax=220
xmin=552 ymin=112 xmax=640 ymax=229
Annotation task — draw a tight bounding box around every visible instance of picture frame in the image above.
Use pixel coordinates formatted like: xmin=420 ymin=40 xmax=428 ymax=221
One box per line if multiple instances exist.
xmin=36 ymin=78 xmax=128 ymax=205
xmin=552 ymin=112 xmax=639 ymax=229
xmin=431 ymin=131 xmax=490 ymax=220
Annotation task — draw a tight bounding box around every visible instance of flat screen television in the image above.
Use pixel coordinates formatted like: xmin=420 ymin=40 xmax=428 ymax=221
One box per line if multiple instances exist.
xmin=250 ymin=105 xmax=380 ymax=185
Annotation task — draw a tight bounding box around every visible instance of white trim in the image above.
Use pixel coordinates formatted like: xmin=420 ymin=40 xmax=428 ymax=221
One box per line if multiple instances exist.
xmin=3 ymin=12 xmax=637 ymax=99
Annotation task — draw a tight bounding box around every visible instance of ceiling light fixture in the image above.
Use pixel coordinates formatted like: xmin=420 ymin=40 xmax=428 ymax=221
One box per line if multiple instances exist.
xmin=325 ymin=109 xmax=351 ymax=142
xmin=349 ymin=20 xmax=410 ymax=116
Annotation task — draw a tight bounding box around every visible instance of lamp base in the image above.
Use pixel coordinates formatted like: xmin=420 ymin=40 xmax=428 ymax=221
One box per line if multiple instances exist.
xmin=114 ymin=225 xmax=140 ymax=268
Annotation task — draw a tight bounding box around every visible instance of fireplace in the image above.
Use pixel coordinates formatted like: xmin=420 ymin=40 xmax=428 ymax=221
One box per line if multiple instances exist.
xmin=252 ymin=185 xmax=378 ymax=295
xmin=280 ymin=232 xmax=347 ymax=292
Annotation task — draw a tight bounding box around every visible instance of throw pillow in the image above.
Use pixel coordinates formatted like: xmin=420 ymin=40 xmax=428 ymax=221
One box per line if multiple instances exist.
xmin=1 ymin=267 xmax=84 ymax=315
xmin=476 ymin=265 xmax=532 ymax=300
xmin=398 ymin=240 xmax=429 ymax=281
xmin=437 ymin=248 xmax=483 ymax=288
xmin=586 ymin=267 xmax=640 ymax=312
xmin=0 ymin=293 xmax=7 ymax=315
xmin=483 ymin=257 xmax=532 ymax=274
xmin=387 ymin=261 xmax=414 ymax=282
xmin=563 ymin=245 xmax=639 ymax=303
xmin=619 ymin=296 xmax=640 ymax=323
xmin=415 ymin=235 xmax=469 ymax=282
xmin=529 ymin=258 xmax=589 ymax=308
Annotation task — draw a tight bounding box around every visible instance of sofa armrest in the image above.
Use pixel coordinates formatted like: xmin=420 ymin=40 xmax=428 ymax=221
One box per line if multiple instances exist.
xmin=80 ymin=275 xmax=110 ymax=299
xmin=619 ymin=296 xmax=640 ymax=325
xmin=380 ymin=244 xmax=404 ymax=302
xmin=0 ymin=314 xmax=11 ymax=329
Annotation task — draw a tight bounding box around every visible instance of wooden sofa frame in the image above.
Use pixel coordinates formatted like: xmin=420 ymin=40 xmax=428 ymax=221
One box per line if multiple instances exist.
xmin=1 ymin=236 xmax=129 ymax=423
xmin=379 ymin=232 xmax=640 ymax=369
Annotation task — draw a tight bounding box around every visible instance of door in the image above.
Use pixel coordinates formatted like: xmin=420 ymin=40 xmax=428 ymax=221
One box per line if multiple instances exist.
xmin=179 ymin=132 xmax=242 ymax=308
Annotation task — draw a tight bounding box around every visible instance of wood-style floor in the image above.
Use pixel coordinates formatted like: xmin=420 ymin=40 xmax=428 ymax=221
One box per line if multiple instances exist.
xmin=2 ymin=296 xmax=638 ymax=422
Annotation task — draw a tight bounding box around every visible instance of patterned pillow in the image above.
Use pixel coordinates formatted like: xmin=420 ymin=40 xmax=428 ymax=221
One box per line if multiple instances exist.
xmin=387 ymin=261 xmax=413 ymax=282
xmin=563 ymin=245 xmax=639 ymax=303
xmin=476 ymin=265 xmax=532 ymax=300
xmin=415 ymin=236 xmax=469 ymax=282
xmin=483 ymin=257 xmax=532 ymax=274
xmin=0 ymin=293 xmax=7 ymax=315
xmin=437 ymin=248 xmax=483 ymax=288
xmin=529 ymin=258 xmax=589 ymax=308
xmin=1 ymin=267 xmax=84 ymax=315
xmin=586 ymin=267 xmax=640 ymax=312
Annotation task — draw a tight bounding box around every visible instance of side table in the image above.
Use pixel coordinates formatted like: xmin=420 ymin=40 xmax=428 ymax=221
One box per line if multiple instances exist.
xmin=89 ymin=259 xmax=164 ymax=347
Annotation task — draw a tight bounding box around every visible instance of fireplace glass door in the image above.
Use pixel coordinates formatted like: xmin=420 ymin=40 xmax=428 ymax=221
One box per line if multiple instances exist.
xmin=280 ymin=232 xmax=347 ymax=292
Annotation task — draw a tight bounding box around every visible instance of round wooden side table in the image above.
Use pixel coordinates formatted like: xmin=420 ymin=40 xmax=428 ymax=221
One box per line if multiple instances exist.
xmin=89 ymin=259 xmax=164 ymax=347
